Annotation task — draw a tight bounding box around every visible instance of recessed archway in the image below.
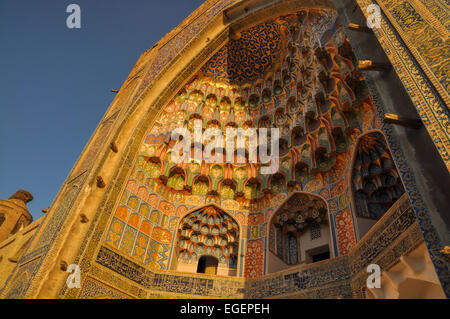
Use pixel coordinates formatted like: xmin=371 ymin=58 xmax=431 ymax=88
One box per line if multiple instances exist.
xmin=267 ymin=192 xmax=332 ymax=273
xmin=350 ymin=131 xmax=405 ymax=239
xmin=171 ymin=205 xmax=240 ymax=277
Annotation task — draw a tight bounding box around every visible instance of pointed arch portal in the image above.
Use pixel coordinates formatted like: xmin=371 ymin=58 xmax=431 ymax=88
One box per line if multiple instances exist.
xmin=172 ymin=205 xmax=240 ymax=276
xmin=350 ymin=131 xmax=405 ymax=238
xmin=268 ymin=192 xmax=332 ymax=273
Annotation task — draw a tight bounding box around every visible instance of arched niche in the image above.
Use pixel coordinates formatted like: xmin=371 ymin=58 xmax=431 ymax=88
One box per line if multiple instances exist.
xmin=170 ymin=205 xmax=240 ymax=277
xmin=350 ymin=131 xmax=405 ymax=239
xmin=267 ymin=192 xmax=332 ymax=274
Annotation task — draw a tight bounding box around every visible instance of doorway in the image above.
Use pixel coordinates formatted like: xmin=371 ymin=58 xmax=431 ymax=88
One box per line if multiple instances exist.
xmin=197 ymin=256 xmax=219 ymax=275
xmin=305 ymin=244 xmax=330 ymax=264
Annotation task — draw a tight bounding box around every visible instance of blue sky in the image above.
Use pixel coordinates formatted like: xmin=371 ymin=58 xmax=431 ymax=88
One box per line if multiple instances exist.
xmin=0 ymin=0 xmax=204 ymax=220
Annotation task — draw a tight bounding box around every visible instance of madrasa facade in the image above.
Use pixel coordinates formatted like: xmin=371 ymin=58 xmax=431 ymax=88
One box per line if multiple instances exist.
xmin=0 ymin=0 xmax=449 ymax=299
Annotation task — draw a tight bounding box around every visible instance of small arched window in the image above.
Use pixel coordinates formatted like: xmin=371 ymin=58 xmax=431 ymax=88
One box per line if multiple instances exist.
xmin=287 ymin=234 xmax=298 ymax=264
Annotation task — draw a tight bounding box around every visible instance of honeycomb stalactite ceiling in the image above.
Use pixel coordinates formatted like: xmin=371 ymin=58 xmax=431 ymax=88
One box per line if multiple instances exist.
xmin=271 ymin=192 xmax=328 ymax=233
xmin=177 ymin=206 xmax=239 ymax=266
xmin=103 ymin=7 xmax=382 ymax=271
xmin=352 ymin=132 xmax=405 ymax=219
xmin=140 ymin=9 xmax=373 ymax=208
